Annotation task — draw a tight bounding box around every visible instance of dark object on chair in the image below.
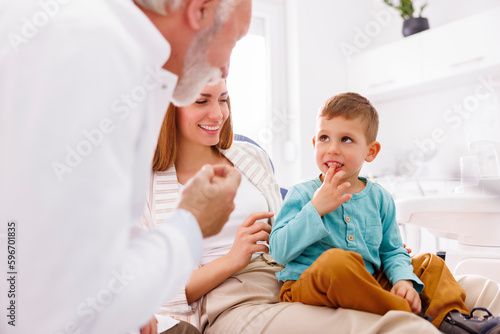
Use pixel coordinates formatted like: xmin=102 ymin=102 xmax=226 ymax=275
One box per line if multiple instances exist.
xmin=439 ymin=308 xmax=500 ymax=334
xmin=234 ymin=134 xmax=288 ymax=199
xmin=436 ymin=251 xmax=446 ymax=261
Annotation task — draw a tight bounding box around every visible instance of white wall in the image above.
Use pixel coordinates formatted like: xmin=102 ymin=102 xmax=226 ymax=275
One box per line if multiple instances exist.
xmin=283 ymin=0 xmax=500 ymax=186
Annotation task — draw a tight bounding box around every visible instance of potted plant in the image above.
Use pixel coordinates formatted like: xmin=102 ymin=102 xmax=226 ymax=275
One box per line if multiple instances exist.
xmin=383 ymin=0 xmax=429 ymax=37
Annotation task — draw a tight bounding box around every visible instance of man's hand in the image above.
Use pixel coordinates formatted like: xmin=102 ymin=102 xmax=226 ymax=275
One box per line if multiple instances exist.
xmin=140 ymin=317 xmax=157 ymax=334
xmin=390 ymin=280 xmax=421 ymax=314
xmin=311 ymin=169 xmax=352 ymax=217
xmin=178 ymin=164 xmax=241 ymax=238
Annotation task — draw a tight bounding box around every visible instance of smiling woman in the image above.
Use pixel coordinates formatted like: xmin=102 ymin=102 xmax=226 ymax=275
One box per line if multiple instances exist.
xmin=176 ymin=81 xmax=231 ymax=149
xmin=151 ymin=81 xmax=234 ymax=176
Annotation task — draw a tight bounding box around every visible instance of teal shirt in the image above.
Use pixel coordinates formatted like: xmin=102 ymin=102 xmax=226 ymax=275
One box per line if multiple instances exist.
xmin=269 ymin=176 xmax=424 ymax=293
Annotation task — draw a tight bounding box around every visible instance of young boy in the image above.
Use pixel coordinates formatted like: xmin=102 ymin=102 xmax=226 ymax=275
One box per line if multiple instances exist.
xmin=269 ymin=92 xmax=500 ymax=332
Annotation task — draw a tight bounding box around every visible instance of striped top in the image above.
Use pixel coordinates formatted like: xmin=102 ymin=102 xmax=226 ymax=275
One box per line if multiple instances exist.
xmin=139 ymin=141 xmax=283 ymax=327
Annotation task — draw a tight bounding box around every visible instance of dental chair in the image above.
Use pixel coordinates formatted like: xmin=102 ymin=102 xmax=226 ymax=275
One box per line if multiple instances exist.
xmin=396 ymin=196 xmax=500 ymax=282
xmin=396 ymin=140 xmax=500 ymax=283
xmin=234 ymin=134 xmax=288 ymax=199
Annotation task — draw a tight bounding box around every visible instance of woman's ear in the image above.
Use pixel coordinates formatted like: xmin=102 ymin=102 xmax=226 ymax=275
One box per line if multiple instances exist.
xmin=185 ymin=0 xmax=218 ymax=31
xmin=365 ymin=141 xmax=381 ymax=162
xmin=312 ymin=136 xmax=316 ymax=148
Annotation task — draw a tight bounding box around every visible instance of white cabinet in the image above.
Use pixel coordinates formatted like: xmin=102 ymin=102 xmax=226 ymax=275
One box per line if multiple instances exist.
xmin=421 ymin=9 xmax=500 ymax=82
xmin=347 ymin=7 xmax=500 ymax=101
xmin=348 ymin=36 xmax=422 ymax=97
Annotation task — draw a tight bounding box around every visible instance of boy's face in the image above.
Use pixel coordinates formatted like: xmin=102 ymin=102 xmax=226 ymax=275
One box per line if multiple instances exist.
xmin=313 ymin=115 xmax=380 ymax=184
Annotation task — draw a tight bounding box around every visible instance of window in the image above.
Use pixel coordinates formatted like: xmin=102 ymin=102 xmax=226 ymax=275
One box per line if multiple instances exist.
xmin=227 ymin=0 xmax=293 ymax=186
xmin=227 ymin=17 xmax=269 ymax=151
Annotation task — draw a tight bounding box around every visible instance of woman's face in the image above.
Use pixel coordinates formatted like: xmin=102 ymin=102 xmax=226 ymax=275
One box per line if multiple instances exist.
xmin=176 ymin=80 xmax=229 ymax=148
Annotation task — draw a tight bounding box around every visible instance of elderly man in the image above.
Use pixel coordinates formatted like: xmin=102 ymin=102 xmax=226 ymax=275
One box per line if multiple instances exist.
xmin=0 ymin=0 xmax=250 ymax=333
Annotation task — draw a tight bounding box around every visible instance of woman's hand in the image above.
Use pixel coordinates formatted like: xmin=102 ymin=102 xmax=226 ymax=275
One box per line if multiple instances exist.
xmin=226 ymin=211 xmax=274 ymax=271
xmin=140 ymin=317 xmax=157 ymax=334
xmin=186 ymin=212 xmax=273 ymax=303
xmin=390 ymin=280 xmax=421 ymax=314
xmin=311 ymin=169 xmax=352 ymax=217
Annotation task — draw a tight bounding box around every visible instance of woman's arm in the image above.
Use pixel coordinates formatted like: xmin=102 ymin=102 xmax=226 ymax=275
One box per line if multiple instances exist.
xmin=185 ymin=212 xmax=273 ymax=304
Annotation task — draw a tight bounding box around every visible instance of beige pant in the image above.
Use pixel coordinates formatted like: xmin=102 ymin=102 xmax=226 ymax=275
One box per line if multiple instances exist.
xmin=200 ymin=256 xmax=440 ymax=334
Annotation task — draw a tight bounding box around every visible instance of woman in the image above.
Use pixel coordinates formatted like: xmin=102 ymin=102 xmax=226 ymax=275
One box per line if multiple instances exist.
xmin=140 ymin=80 xmax=500 ymax=334
xmin=140 ymin=79 xmax=282 ymax=334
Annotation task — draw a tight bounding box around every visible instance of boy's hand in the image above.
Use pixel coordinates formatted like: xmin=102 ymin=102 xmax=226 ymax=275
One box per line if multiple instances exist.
xmin=311 ymin=169 xmax=352 ymax=217
xmin=391 ymin=280 xmax=421 ymax=314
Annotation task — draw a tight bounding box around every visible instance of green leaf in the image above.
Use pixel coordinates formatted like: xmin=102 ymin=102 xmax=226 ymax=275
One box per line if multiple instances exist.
xmin=382 ymin=0 xmax=428 ymax=19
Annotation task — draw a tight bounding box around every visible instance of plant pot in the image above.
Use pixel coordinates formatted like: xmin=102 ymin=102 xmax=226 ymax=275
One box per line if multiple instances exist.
xmin=403 ymin=17 xmax=430 ymax=37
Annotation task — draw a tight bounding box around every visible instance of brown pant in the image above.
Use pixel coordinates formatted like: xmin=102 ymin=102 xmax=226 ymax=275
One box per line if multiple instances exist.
xmin=280 ymin=249 xmax=469 ymax=328
xmin=161 ymin=320 xmax=200 ymax=334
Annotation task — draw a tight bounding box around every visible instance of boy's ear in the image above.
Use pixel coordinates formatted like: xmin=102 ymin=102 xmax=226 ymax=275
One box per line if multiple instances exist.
xmin=365 ymin=141 xmax=381 ymax=162
xmin=185 ymin=0 xmax=218 ymax=31
xmin=312 ymin=136 xmax=316 ymax=148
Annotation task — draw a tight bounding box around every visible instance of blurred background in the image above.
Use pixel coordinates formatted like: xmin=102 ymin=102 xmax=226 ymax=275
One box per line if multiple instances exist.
xmin=227 ymin=0 xmax=500 ymax=188
xmin=226 ymin=0 xmax=500 ymax=280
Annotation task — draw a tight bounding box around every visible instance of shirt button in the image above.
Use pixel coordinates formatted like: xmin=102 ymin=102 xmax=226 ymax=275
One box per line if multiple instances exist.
xmin=348 ymin=235 xmax=354 ymax=241
xmin=345 ymin=217 xmax=351 ymax=222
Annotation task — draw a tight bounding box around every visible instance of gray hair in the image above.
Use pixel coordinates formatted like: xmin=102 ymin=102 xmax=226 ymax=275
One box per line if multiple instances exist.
xmin=135 ymin=0 xmax=239 ymax=19
xmin=134 ymin=0 xmax=182 ymax=15
xmin=216 ymin=0 xmax=240 ymax=23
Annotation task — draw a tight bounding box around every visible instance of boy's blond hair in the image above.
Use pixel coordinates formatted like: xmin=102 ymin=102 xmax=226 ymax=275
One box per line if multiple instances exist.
xmin=318 ymin=92 xmax=379 ymax=143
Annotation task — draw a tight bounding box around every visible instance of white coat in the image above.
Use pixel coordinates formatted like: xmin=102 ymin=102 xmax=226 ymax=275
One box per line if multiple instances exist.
xmin=0 ymin=1 xmax=202 ymax=333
